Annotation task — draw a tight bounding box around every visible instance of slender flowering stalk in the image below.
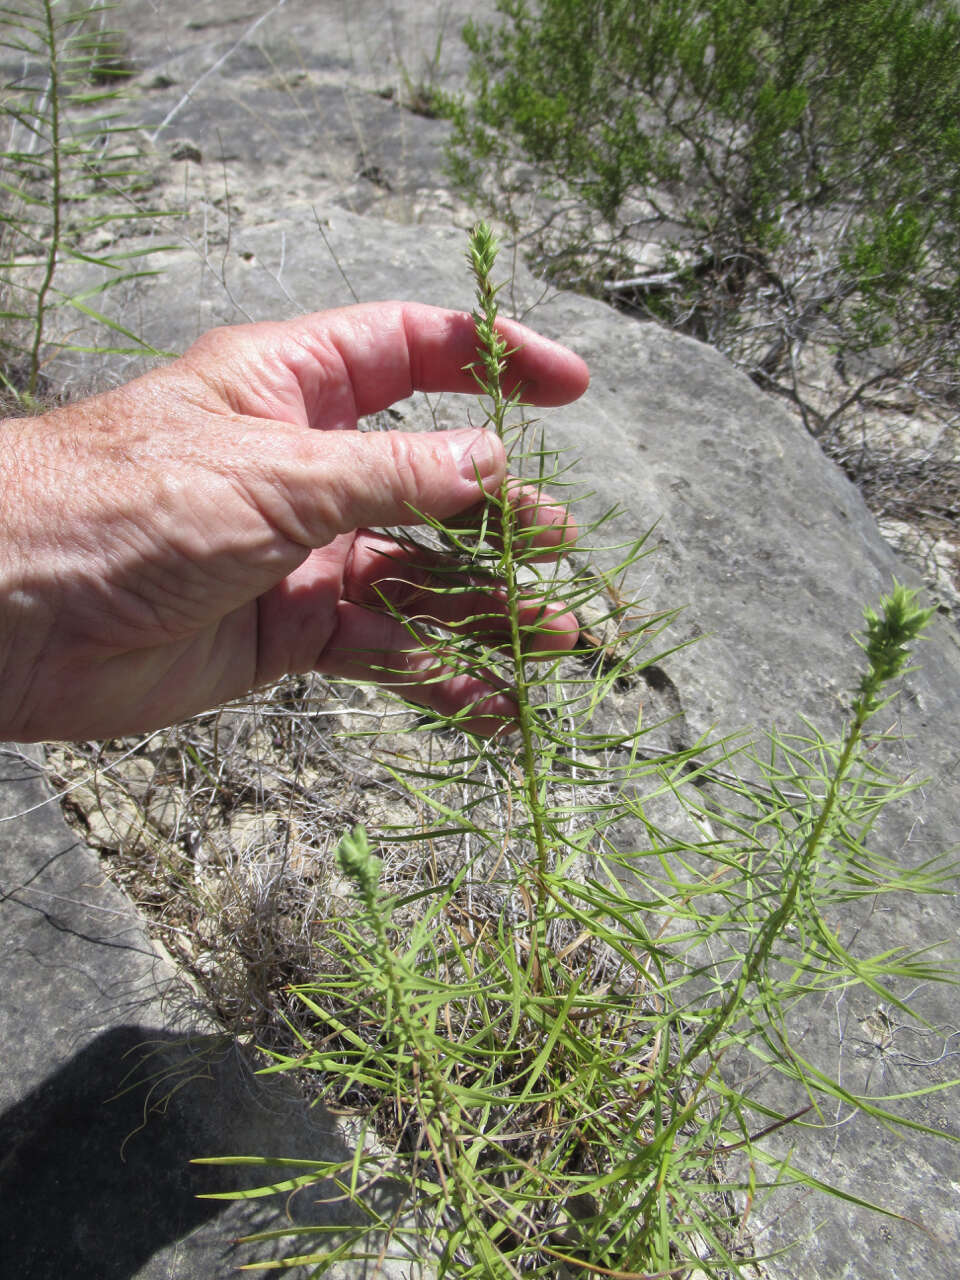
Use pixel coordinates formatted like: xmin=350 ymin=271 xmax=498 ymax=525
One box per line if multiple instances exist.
xmin=0 ymin=1 xmax=173 ymax=401
xmin=334 ymin=825 xmax=510 ymax=1274
xmin=677 ymin=582 xmax=938 ymax=1071
xmin=467 ymin=221 xmax=552 ymax=973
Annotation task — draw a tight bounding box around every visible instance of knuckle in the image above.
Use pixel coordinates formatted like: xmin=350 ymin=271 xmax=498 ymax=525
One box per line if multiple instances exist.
xmin=383 ymin=430 xmax=431 ymax=507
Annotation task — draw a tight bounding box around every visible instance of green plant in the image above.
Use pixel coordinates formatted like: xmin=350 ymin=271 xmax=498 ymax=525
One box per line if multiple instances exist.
xmin=195 ymin=226 xmax=957 ymax=1277
xmin=392 ymin=5 xmax=452 ymax=119
xmin=442 ymin=1 xmax=960 ymax=445
xmin=0 ymin=0 xmax=173 ymax=401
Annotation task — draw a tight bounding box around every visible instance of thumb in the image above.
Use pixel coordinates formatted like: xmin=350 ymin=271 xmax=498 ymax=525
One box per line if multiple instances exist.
xmin=277 ymin=427 xmax=507 ymax=544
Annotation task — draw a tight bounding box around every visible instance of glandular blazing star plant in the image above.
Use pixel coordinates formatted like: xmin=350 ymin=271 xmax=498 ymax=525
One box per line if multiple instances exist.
xmin=196 ymin=226 xmax=956 ymax=1279
xmin=0 ymin=0 xmax=174 ymax=402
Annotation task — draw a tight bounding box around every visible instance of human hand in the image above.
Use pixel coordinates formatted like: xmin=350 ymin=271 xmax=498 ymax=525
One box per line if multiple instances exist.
xmin=0 ymin=302 xmax=589 ymax=741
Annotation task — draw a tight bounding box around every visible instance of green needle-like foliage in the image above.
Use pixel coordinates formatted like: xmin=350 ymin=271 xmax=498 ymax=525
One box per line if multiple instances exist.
xmin=442 ymin=1 xmax=960 ymax=442
xmin=198 ymin=229 xmax=957 ymax=1278
xmin=0 ymin=0 xmax=174 ymax=400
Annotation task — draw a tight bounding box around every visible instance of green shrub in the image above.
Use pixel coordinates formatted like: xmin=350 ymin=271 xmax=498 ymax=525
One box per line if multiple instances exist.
xmin=443 ymin=0 xmax=960 ymax=439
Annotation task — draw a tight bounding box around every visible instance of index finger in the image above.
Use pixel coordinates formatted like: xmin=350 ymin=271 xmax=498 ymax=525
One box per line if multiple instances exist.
xmin=277 ymin=301 xmax=591 ymax=423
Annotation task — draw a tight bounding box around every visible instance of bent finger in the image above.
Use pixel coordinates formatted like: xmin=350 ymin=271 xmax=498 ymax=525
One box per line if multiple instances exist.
xmin=317 ymin=602 xmax=520 ymax=737
xmin=283 ymin=302 xmax=591 ymax=421
xmin=345 ymin=534 xmax=580 ymax=654
xmin=186 ymin=303 xmax=589 ymax=429
xmin=442 ymin=479 xmax=578 ymax=562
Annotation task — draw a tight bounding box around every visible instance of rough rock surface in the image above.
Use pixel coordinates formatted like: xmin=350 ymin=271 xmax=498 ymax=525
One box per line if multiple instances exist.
xmin=2 ymin=2 xmax=959 ymax=1278
xmin=0 ymin=746 xmax=408 ymax=1279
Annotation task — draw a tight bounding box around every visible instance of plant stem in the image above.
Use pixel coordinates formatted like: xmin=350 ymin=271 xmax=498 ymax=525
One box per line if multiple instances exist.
xmin=336 ymin=827 xmax=516 ymax=1276
xmin=676 ymin=584 xmax=933 ymax=1072
xmin=468 ymin=221 xmax=552 ymax=976
xmin=29 ymin=0 xmax=63 ymax=397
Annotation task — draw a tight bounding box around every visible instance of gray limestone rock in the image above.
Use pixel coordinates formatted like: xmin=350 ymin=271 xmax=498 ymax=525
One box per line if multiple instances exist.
xmin=0 ymin=748 xmax=409 ymax=1278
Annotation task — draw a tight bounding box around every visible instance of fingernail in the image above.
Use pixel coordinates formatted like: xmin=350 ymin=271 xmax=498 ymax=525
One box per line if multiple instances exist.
xmin=448 ymin=428 xmax=501 ymax=483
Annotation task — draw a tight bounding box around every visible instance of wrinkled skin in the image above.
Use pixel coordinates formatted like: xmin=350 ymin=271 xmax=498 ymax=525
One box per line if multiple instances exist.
xmin=0 ymin=302 xmax=589 ymax=740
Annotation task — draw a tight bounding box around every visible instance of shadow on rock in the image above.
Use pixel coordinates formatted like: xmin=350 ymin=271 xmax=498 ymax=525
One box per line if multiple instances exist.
xmin=0 ymin=1024 xmax=364 ymax=1279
